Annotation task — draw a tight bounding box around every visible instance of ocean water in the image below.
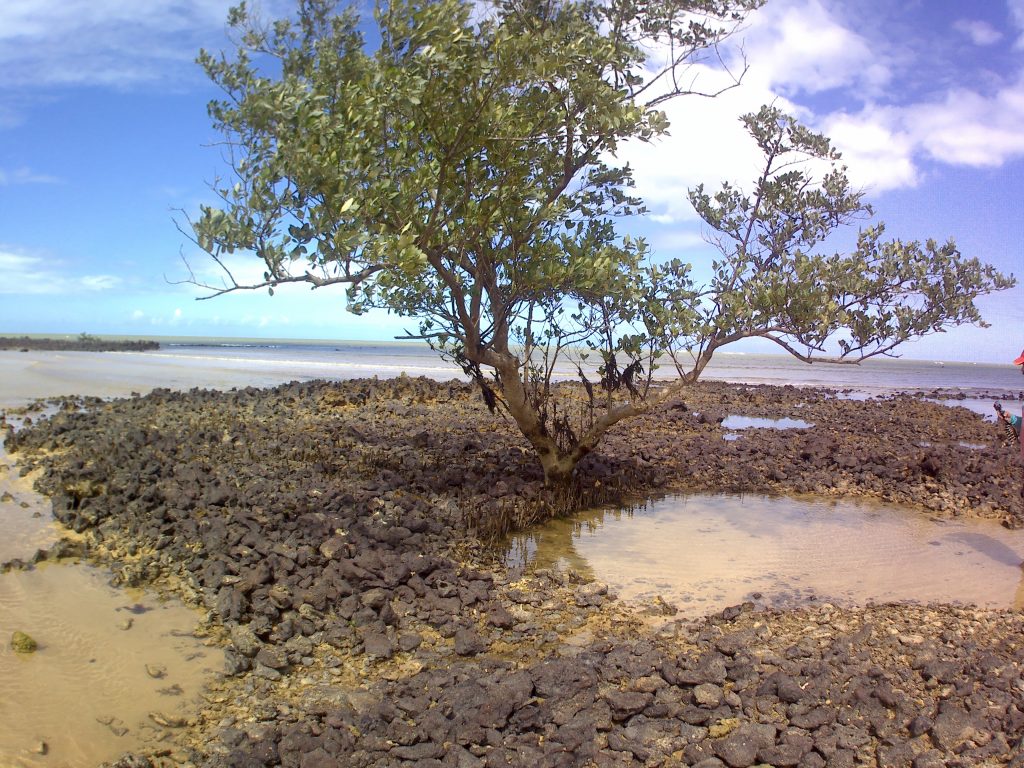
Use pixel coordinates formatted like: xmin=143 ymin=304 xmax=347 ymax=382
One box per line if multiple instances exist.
xmin=156 ymin=338 xmax=1024 ymax=393
xmin=4 ymin=337 xmax=1020 ymax=417
xmin=1 ymin=337 xmax=1021 ymax=432
xmin=104 ymin=337 xmax=1024 ymax=382
xmin=150 ymin=338 xmax=1024 ymax=426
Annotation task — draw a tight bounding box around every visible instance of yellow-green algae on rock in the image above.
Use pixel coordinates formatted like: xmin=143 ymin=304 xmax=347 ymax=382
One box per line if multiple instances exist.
xmin=10 ymin=630 xmax=37 ymax=653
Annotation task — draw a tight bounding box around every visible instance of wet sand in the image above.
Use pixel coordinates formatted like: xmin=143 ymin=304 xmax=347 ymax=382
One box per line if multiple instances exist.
xmin=0 ymin=448 xmax=59 ymax=564
xmin=0 ymin=347 xmax=464 ymax=412
xmin=1 ymin=355 xmax=229 ymax=768
xmin=0 ymin=351 xmax=317 ymax=409
xmin=0 ymin=564 xmax=220 ymax=768
xmin=0 ymin=457 xmax=223 ymax=768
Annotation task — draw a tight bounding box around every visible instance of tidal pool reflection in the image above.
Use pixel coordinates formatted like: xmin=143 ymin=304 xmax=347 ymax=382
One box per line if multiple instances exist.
xmin=507 ymin=494 xmax=1024 ymax=616
xmin=720 ymin=416 xmax=813 ymax=430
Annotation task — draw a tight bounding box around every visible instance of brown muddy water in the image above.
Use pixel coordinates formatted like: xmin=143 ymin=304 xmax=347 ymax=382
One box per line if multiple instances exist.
xmin=507 ymin=493 xmax=1024 ymax=615
xmin=1 ymin=447 xmax=222 ymax=768
xmin=1 ymin=448 xmax=60 ymax=564
xmin=0 ymin=353 xmax=308 ymax=768
xmin=0 ymin=565 xmax=221 ymax=768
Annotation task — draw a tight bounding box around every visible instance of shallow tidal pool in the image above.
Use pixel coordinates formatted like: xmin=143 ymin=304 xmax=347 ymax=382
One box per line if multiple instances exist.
xmin=0 ymin=564 xmax=221 ymax=767
xmin=507 ymin=493 xmax=1024 ymax=615
xmin=1 ymin=444 xmax=221 ymax=768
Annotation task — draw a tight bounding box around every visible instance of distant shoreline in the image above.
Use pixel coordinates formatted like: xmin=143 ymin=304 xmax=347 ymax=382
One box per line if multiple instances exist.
xmin=0 ymin=335 xmax=159 ymax=352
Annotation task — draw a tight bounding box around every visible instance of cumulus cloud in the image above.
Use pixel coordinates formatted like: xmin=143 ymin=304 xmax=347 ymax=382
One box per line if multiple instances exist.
xmin=907 ymin=83 xmax=1024 ymax=167
xmin=819 ymin=74 xmax=1024 ymax=192
xmin=738 ymin=0 xmax=891 ymax=99
xmin=619 ymin=0 xmax=900 ymax=223
xmin=622 ymin=92 xmax=771 ymax=223
xmin=0 ymin=248 xmax=122 ymax=294
xmin=819 ymin=109 xmax=920 ymax=191
xmin=622 ymin=0 xmax=1024 ymax=222
xmin=952 ymin=19 xmax=1003 ymax=46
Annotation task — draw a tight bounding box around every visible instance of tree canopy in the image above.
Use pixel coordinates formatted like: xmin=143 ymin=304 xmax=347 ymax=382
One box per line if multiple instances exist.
xmin=185 ymin=0 xmax=761 ymax=483
xmin=663 ymin=105 xmax=1016 ymax=382
xmin=185 ymin=0 xmax=1015 ymax=485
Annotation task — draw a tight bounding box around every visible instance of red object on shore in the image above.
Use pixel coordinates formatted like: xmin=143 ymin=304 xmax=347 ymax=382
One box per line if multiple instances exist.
xmin=1014 ymin=349 xmax=1024 ymax=365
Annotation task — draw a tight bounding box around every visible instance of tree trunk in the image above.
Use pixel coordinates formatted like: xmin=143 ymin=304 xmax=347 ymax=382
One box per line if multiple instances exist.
xmin=471 ymin=350 xmax=585 ymax=485
xmin=480 ymin=350 xmax=685 ymax=487
xmin=537 ymin=450 xmax=578 ymax=487
xmin=489 ymin=354 xmax=577 ymax=485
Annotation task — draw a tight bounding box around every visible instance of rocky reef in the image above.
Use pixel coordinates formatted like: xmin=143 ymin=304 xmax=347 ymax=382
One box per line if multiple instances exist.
xmin=5 ymin=376 xmax=1024 ymax=767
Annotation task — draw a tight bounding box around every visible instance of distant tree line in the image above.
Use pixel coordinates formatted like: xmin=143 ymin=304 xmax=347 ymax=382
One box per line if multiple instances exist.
xmin=0 ymin=335 xmax=160 ymax=352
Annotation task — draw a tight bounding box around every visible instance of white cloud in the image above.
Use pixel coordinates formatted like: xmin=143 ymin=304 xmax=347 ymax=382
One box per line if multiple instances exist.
xmin=233 ymin=312 xmax=293 ymax=330
xmin=645 ymin=227 xmax=710 ymax=253
xmin=0 ymin=0 xmax=291 ymax=90
xmin=0 ymin=251 xmax=38 ymax=272
xmin=0 ymin=166 xmax=61 ymax=185
xmin=619 ymin=0 xmax=900 ymax=224
xmin=820 ymin=75 xmax=1024 ymax=191
xmin=1011 ymin=0 xmax=1024 ymax=48
xmin=623 ymin=0 xmax=1024 ymax=223
xmin=907 ymin=80 xmax=1024 ymax=166
xmin=819 ymin=109 xmax=919 ymax=191
xmin=622 ymin=83 xmax=769 ymax=224
xmin=176 ymin=249 xmax=281 ymax=297
xmin=0 ymin=248 xmax=122 ymax=294
xmin=127 ymin=309 xmax=202 ymax=328
xmin=952 ymin=19 xmax=1003 ymax=46
xmin=738 ymin=0 xmax=891 ymax=99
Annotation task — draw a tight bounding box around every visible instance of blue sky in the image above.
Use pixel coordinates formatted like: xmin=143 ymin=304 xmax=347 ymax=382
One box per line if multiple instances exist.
xmin=0 ymin=0 xmax=1021 ymax=363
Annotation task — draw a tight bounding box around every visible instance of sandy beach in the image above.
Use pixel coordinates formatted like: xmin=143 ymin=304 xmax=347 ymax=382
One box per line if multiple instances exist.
xmin=4 ymin=365 xmax=1024 ymax=767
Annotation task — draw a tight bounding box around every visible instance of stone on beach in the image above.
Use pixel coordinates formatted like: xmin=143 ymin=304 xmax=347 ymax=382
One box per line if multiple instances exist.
xmin=10 ymin=630 xmax=37 ymax=654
